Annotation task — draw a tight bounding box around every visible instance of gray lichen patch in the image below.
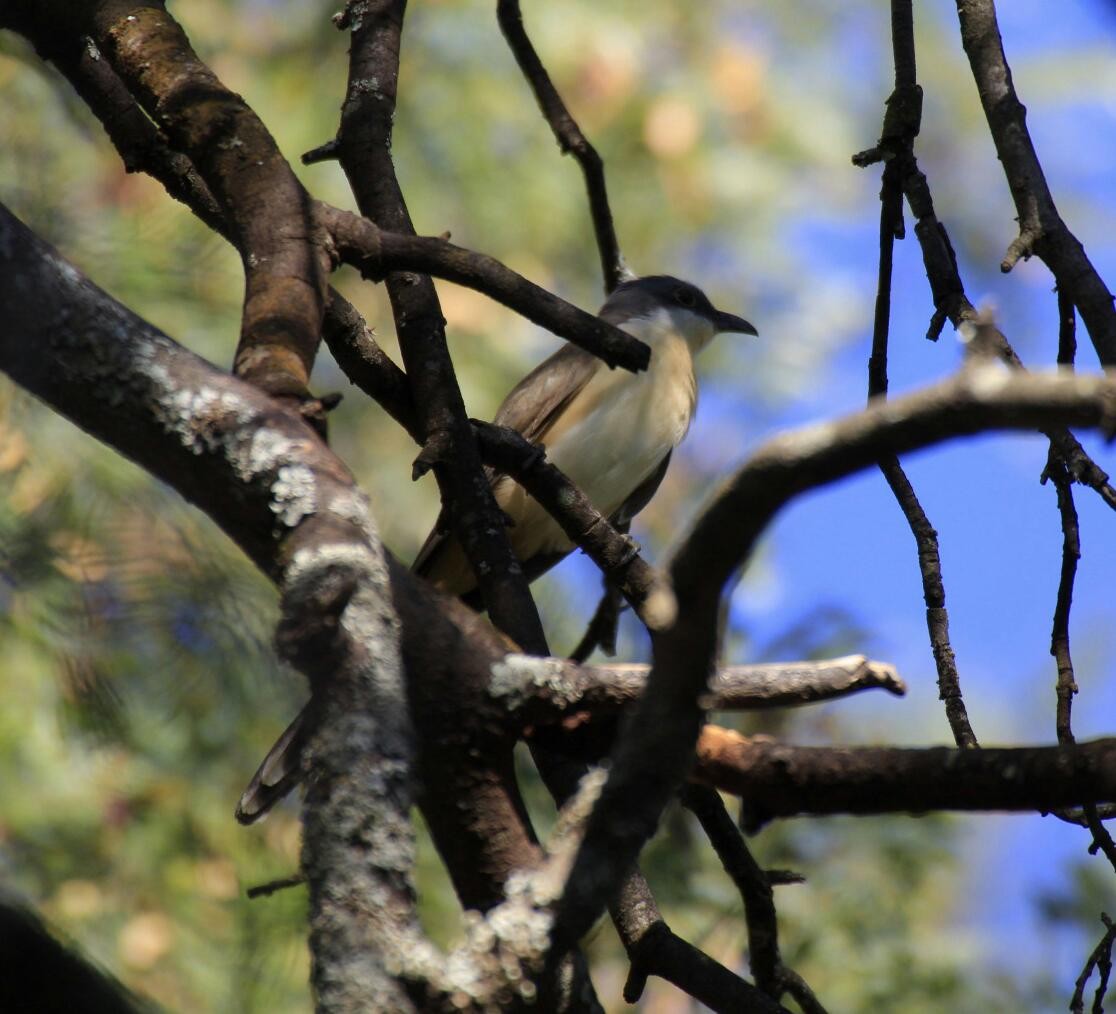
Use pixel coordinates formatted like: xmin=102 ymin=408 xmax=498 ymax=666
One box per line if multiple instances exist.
xmin=489 ymin=654 xmax=575 ymax=712
xmin=270 ymin=463 xmax=317 ymax=525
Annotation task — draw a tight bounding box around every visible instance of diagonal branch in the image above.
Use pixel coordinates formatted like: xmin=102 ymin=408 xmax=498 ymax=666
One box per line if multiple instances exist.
xmin=1071 ymin=913 xmax=1116 ymax=1014
xmin=611 ymin=873 xmax=790 ymax=1013
xmin=0 ymin=199 xmax=632 ymax=1012
xmin=84 ymin=0 xmax=331 ymax=401
xmin=954 ymin=0 xmax=1116 ymax=366
xmin=682 ymin=785 xmax=826 ymax=1013
xmin=333 ymin=0 xmax=551 ymax=662
xmin=496 ymin=0 xmax=629 ymax=293
xmin=0 ymin=200 xmax=429 ymax=1009
xmin=324 ymin=205 xmax=647 ymax=370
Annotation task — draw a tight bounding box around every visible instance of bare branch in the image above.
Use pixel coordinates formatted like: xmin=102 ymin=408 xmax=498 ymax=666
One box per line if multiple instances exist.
xmin=469 ymin=421 xmax=671 ymax=625
xmin=1070 ymin=913 xmax=1116 ymax=1014
xmin=333 ymin=0 xmax=555 ymax=666
xmin=863 ymin=23 xmax=977 ymax=746
xmin=324 ymin=205 xmax=648 ymax=372
xmin=612 ymin=876 xmax=790 ymax=1013
xmin=0 ymin=200 xmax=610 ymax=1012
xmin=1048 ymin=454 xmax=1082 ymax=747
xmin=496 ymin=0 xmax=629 ymax=293
xmin=694 ymin=727 xmax=1116 ymax=830
xmin=83 ymin=0 xmax=331 ymax=400
xmin=489 ymin=654 xmax=904 ymax=729
xmin=853 ymin=64 xmax=1116 ymax=512
xmin=955 ymin=0 xmax=1116 ymax=366
xmin=568 ymin=582 xmax=625 ymax=662
xmin=681 ymin=786 xmax=826 ymax=1013
xmin=0 ymin=200 xmax=433 ymax=1009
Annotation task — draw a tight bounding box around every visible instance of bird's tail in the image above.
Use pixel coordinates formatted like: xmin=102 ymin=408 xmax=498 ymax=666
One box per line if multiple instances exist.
xmin=235 ymin=705 xmax=311 ymax=824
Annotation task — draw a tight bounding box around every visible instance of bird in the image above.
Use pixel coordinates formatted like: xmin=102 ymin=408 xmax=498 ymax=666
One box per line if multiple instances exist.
xmin=412 ymin=274 xmax=757 ymax=600
xmin=235 ymin=274 xmax=756 ymax=823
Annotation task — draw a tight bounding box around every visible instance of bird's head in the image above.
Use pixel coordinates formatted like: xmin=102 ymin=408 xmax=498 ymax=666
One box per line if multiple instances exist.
xmin=599 ymin=275 xmax=757 ymax=354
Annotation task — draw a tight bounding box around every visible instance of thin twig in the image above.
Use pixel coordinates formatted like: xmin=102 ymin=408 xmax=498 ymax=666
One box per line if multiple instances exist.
xmin=1040 ymin=452 xmax=1116 ymax=868
xmin=496 ymin=0 xmax=628 ymax=293
xmin=866 ymin=2 xmax=978 ymax=747
xmin=681 ymin=786 xmax=827 ymax=1013
xmin=246 ymin=873 xmax=305 ymax=899
xmin=1047 ymin=452 xmax=1081 ymax=747
xmin=1070 ymin=913 xmax=1116 ymax=1014
xmin=861 ymin=68 xmax=1116 ymax=513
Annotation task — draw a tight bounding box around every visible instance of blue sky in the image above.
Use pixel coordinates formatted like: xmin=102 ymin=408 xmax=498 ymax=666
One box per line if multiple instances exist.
xmin=713 ymin=0 xmax=1116 ymax=990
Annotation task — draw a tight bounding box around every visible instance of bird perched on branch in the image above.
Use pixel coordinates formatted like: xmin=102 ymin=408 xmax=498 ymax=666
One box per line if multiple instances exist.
xmin=236 ymin=274 xmax=755 ymax=824
xmin=413 ymin=274 xmax=757 ymax=599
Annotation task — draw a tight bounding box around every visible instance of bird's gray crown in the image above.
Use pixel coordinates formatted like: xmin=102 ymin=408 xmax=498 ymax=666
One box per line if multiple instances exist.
xmin=598 ymin=274 xmax=757 ymax=338
xmin=599 ymin=275 xmax=719 ymax=326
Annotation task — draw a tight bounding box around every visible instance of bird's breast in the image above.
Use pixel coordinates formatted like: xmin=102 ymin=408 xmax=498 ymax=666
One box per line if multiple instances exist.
xmin=541 ymin=334 xmax=697 ymax=517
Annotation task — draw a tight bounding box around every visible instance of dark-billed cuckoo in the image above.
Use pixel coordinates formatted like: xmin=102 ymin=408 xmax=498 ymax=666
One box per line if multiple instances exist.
xmin=236 ymin=274 xmax=756 ymax=823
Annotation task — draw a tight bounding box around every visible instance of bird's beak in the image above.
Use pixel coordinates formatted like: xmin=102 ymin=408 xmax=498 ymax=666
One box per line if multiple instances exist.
xmin=713 ymin=310 xmax=758 ymax=336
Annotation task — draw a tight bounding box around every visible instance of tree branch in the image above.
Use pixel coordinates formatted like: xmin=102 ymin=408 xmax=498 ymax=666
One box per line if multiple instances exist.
xmin=489 ymin=654 xmax=904 ymax=729
xmin=954 ymin=0 xmax=1116 ymax=366
xmin=323 ymin=204 xmax=647 ymax=371
xmin=862 ymin=8 xmax=977 ymax=746
xmin=84 ymin=0 xmax=331 ymax=400
xmin=694 ymin=727 xmax=1116 ymax=831
xmin=612 ymin=876 xmax=790 ymax=1013
xmin=496 ymin=0 xmax=628 ymax=293
xmin=1071 ymin=913 xmax=1116 ymax=1014
xmin=682 ymin=785 xmax=826 ymax=1013
xmin=0 ymin=200 xmax=615 ymax=1012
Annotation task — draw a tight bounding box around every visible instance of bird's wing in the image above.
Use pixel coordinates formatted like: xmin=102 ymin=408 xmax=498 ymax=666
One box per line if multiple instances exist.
xmin=610 ymin=449 xmax=672 ymax=528
xmin=235 ymin=704 xmax=311 ymax=824
xmin=491 ymin=342 xmax=601 ymax=444
xmin=412 ymin=343 xmax=601 ymax=580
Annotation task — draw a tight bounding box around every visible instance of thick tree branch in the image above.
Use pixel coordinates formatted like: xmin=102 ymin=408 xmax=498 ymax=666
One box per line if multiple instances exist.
xmin=9 ymin=16 xmax=649 ymax=412
xmin=0 ymin=200 xmax=431 ymax=1009
xmin=332 ymin=3 xmax=603 ymax=1008
xmin=693 ymin=727 xmax=1116 ymax=831
xmin=83 ymin=0 xmax=330 ymax=399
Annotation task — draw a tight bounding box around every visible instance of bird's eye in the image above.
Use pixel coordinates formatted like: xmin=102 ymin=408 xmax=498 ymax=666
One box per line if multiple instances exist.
xmin=675 ymin=288 xmax=697 ymax=308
